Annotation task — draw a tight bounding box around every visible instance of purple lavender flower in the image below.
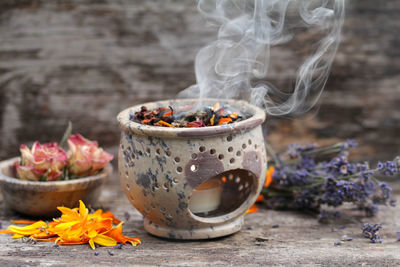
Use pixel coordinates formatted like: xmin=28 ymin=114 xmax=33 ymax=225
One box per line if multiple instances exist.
xmin=294 ymin=189 xmax=319 ymax=210
xmin=272 ymin=166 xmax=310 ymax=187
xmin=346 ymin=139 xmax=357 ymax=148
xmin=379 ymin=182 xmax=392 ymax=201
xmin=341 ymin=235 xmax=353 ymax=241
xmin=362 ymin=223 xmax=382 ymax=243
xmin=115 ymin=243 xmax=123 ymax=249
xmin=377 ymin=161 xmax=398 ymax=176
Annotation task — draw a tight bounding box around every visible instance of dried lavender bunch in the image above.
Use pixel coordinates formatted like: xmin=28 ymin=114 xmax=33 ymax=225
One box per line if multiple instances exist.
xmin=262 ymin=140 xmax=399 ymax=219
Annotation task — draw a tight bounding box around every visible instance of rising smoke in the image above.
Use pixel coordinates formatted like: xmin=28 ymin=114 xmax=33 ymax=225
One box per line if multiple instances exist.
xmin=179 ymin=0 xmax=345 ymax=116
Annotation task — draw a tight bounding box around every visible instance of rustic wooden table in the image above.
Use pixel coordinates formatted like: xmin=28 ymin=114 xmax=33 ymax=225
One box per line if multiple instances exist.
xmin=0 ymin=174 xmax=399 ymax=266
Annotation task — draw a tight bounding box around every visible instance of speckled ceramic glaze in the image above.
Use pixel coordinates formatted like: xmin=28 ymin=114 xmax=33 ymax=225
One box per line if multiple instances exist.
xmin=117 ymin=99 xmax=267 ymax=239
xmin=0 ymin=157 xmax=111 ymax=217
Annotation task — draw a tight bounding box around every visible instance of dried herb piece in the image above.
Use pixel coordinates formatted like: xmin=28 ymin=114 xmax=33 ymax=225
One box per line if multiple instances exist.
xmin=132 ymin=103 xmax=243 ymax=128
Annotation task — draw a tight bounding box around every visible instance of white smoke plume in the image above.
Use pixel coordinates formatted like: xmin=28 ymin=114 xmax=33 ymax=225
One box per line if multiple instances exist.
xmin=179 ymin=0 xmax=345 ymax=116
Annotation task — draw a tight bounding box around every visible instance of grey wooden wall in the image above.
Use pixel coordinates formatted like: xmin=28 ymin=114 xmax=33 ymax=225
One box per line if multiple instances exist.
xmin=0 ymin=0 xmax=399 ymax=162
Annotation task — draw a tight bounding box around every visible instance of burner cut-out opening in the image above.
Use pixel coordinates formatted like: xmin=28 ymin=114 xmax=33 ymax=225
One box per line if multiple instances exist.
xmin=188 ymin=169 xmax=257 ymax=221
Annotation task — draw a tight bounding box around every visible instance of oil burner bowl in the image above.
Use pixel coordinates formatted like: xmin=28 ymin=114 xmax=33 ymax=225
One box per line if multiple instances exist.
xmin=117 ymin=98 xmax=266 ymax=239
xmin=0 ymin=157 xmax=112 ymax=217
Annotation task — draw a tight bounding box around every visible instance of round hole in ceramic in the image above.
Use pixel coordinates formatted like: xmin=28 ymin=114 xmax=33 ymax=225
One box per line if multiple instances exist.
xmin=190 ymin=164 xmax=198 ymax=172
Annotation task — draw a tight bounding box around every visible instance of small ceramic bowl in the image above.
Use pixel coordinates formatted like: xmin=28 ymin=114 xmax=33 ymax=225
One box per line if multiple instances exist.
xmin=0 ymin=157 xmax=112 ymax=218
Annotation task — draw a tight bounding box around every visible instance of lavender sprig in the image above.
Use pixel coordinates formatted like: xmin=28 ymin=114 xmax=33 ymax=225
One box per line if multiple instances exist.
xmin=262 ymin=140 xmax=399 ymax=219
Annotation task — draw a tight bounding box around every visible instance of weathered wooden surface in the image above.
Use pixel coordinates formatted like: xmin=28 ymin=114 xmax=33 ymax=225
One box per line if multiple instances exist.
xmin=0 ymin=172 xmax=400 ymax=266
xmin=0 ymin=0 xmax=399 ymax=163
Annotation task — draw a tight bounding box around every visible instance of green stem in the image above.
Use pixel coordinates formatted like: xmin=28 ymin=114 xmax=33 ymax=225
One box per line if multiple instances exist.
xmin=59 ymin=121 xmax=72 ymax=149
xmin=300 ymin=142 xmax=345 ymax=156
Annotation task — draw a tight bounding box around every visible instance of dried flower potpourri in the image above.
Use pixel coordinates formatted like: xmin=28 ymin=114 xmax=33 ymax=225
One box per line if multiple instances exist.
xmin=15 ymin=133 xmax=113 ymax=181
xmin=260 ymin=140 xmax=399 ymax=220
xmin=0 ymin=201 xmax=141 ymax=250
xmin=131 ymin=102 xmax=243 ymax=127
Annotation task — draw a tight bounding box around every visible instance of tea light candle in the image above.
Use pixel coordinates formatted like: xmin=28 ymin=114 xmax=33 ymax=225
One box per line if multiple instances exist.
xmin=189 ymin=179 xmax=222 ymax=214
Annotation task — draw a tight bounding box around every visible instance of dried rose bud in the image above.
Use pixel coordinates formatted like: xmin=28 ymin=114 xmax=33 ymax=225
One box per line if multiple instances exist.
xmin=15 ymin=142 xmax=67 ymax=181
xmin=67 ymin=134 xmax=113 ymax=176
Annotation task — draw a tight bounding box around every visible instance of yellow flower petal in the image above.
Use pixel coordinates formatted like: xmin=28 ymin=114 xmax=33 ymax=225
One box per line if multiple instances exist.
xmin=8 ymin=221 xmax=47 ymax=235
xmin=79 ymin=200 xmax=88 ymax=217
xmin=88 ymin=230 xmax=97 ymax=239
xmin=89 ymin=238 xmax=95 ymax=250
xmin=93 ymin=234 xmax=117 ymax=247
xmin=58 ymin=206 xmax=79 ymax=217
xmin=128 ymin=238 xmax=142 ymax=246
xmin=12 ymin=233 xmax=25 ymax=239
xmin=54 ymin=221 xmax=79 ymax=232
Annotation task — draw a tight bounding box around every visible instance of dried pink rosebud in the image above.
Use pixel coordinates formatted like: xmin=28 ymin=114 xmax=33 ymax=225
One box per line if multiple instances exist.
xmin=67 ymin=134 xmax=113 ymax=176
xmin=16 ymin=142 xmax=67 ymax=181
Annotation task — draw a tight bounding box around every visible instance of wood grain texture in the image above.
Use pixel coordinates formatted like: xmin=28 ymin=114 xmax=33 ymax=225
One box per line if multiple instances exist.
xmin=0 ymin=174 xmax=399 ymax=266
xmin=0 ymin=0 xmax=399 ymax=164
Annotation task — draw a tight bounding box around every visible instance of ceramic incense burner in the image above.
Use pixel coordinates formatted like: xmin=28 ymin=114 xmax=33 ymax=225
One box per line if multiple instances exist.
xmin=117 ymin=99 xmax=266 ymax=239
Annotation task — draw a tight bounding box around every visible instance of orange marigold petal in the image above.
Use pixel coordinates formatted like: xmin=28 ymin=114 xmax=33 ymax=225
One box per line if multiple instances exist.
xmin=102 ymin=211 xmax=121 ymax=225
xmin=256 ymin=194 xmax=264 ymax=203
xmin=158 ymin=120 xmax=174 ymax=127
xmin=245 ymin=204 xmax=258 ymax=214
xmin=104 ymin=222 xmax=139 ymax=245
xmin=264 ymin=166 xmax=274 ymax=188
xmin=31 ymin=232 xmax=57 ymax=239
xmin=217 ymin=117 xmax=232 ymax=125
xmin=11 ymin=220 xmax=38 ymax=225
xmin=0 ymin=200 xmax=140 ymax=250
